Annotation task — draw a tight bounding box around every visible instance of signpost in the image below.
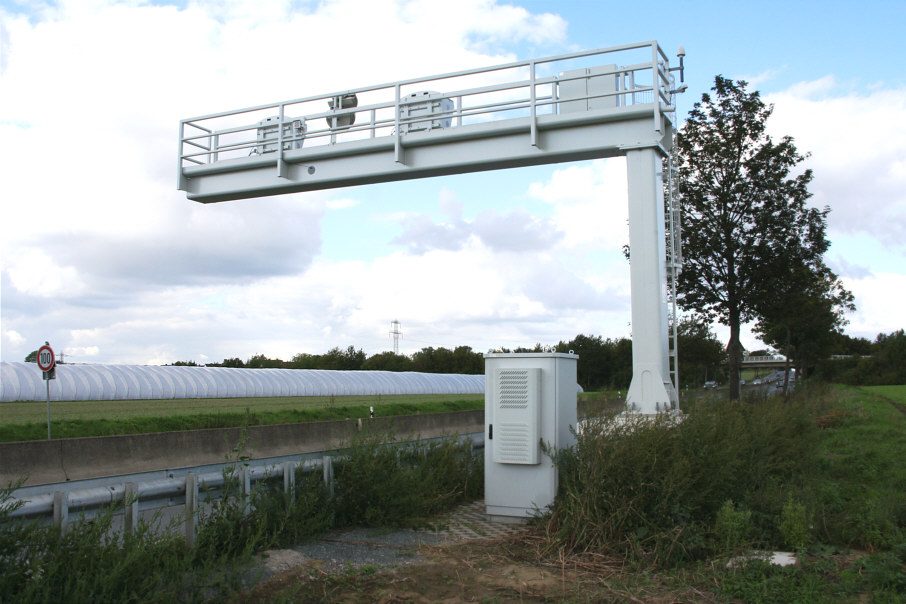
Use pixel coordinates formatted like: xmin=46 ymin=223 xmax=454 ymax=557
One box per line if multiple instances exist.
xmin=37 ymin=342 xmax=55 ymax=439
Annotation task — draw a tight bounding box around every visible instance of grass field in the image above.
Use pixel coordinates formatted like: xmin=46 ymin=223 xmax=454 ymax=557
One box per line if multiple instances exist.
xmin=0 ymin=393 xmax=487 ymax=424
xmin=0 ymin=391 xmax=622 ymax=442
xmin=0 ymin=393 xmax=485 ymax=442
xmin=862 ymin=384 xmax=906 ymax=406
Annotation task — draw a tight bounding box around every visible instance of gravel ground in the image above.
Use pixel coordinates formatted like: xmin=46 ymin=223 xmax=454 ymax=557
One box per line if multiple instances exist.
xmin=247 ymin=500 xmax=527 ymax=584
xmin=292 ymin=527 xmax=448 ymax=573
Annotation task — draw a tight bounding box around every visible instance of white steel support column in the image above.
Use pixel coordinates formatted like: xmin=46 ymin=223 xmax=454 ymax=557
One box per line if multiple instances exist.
xmin=625 ymin=147 xmax=677 ymax=413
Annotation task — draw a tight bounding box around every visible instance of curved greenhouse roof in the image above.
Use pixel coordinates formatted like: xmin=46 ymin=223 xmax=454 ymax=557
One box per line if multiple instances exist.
xmin=0 ymin=362 xmax=484 ymax=402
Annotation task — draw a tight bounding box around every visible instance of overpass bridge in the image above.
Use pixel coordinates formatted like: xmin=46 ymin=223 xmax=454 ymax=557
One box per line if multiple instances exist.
xmin=742 ymin=355 xmax=790 ymax=370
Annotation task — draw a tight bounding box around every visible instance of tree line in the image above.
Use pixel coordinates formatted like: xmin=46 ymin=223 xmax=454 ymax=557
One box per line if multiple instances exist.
xmin=814 ymin=329 xmax=906 ymax=386
xmin=169 ymin=321 xmax=725 ymax=392
xmin=26 ymin=326 xmax=903 ymax=391
xmin=178 ymin=345 xmax=487 ymax=375
xmin=172 ymin=325 xmax=901 ymax=390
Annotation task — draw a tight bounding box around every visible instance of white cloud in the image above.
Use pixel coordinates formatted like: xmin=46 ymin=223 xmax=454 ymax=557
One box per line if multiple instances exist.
xmin=326 ymin=198 xmax=360 ymax=210
xmin=5 ymin=250 xmax=88 ymax=299
xmin=390 ymin=188 xmax=564 ymax=254
xmin=760 ymin=78 xmax=906 ymax=342
xmin=841 ymin=272 xmax=906 ymax=339
xmin=527 ymin=158 xmax=629 ymax=252
xmin=765 ymin=80 xmax=906 ymax=247
xmin=3 ymin=329 xmax=25 ymax=346
xmin=732 ymin=68 xmax=783 ymax=87
xmin=0 ymin=0 xmax=580 ymax=363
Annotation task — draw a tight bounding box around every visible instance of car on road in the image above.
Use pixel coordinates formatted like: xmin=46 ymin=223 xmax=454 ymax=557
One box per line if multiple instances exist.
xmin=704 ymin=381 xmax=717 ymax=389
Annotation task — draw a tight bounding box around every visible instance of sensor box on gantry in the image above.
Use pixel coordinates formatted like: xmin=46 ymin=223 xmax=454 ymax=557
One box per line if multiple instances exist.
xmin=558 ymin=64 xmax=618 ymax=113
xmin=399 ymin=91 xmax=454 ymax=134
xmin=255 ymin=116 xmax=306 ymax=154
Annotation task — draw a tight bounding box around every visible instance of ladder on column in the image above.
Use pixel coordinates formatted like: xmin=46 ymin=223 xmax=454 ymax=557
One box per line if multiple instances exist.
xmin=664 ymin=145 xmax=682 ymax=407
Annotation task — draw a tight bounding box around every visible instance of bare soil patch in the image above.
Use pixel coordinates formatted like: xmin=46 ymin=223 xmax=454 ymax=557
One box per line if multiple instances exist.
xmin=239 ymin=529 xmax=721 ymax=603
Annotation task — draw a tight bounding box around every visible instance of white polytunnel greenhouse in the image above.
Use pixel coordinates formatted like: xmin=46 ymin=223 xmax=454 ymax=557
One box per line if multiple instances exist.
xmin=0 ymin=362 xmax=485 ymax=402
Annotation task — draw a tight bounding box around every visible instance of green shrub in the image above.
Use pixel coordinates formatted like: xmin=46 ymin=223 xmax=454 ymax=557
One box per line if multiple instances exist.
xmin=714 ymin=500 xmax=753 ymax=553
xmin=1 ymin=431 xmax=481 ymax=602
xmin=545 ymin=394 xmax=821 ymax=566
xmin=332 ymin=428 xmax=482 ymax=527
xmin=0 ymin=503 xmax=216 ymax=603
xmin=718 ymin=558 xmax=848 ymax=603
xmin=779 ymin=497 xmax=810 ymax=551
xmin=252 ymin=469 xmax=333 ymax=548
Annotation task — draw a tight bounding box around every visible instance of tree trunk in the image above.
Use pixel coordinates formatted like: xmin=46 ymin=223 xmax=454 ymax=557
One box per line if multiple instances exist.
xmin=728 ymin=316 xmax=741 ymax=400
xmin=782 ymin=324 xmax=791 ymax=397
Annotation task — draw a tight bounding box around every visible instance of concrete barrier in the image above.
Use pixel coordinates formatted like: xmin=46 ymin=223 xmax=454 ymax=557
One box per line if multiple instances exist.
xmin=1 ymin=410 xmax=484 ymax=487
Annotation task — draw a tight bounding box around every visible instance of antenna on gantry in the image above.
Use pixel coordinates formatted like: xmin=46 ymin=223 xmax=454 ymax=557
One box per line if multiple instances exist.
xmin=389 ymin=320 xmax=402 ymax=355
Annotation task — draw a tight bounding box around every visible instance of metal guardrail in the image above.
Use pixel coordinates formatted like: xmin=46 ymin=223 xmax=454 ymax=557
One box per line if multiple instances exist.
xmin=5 ymin=433 xmax=484 ymax=546
xmin=178 ymin=40 xmax=676 ymax=172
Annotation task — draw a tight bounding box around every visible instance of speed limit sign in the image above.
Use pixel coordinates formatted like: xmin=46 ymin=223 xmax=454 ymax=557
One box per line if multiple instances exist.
xmin=37 ymin=344 xmax=55 ymax=371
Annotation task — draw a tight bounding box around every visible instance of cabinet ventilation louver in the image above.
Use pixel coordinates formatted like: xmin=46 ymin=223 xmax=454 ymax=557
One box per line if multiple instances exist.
xmin=493 ymin=368 xmax=541 ymax=464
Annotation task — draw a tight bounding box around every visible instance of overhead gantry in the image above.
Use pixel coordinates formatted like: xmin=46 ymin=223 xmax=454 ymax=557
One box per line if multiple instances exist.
xmin=178 ymin=40 xmax=686 ymax=413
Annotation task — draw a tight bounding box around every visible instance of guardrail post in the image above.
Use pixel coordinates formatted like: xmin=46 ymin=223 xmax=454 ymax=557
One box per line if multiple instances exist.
xmin=53 ymin=490 xmax=68 ymax=534
xmin=240 ymin=466 xmax=251 ymax=513
xmin=185 ymin=473 xmax=197 ymax=549
xmin=124 ymin=482 xmax=138 ymax=535
xmin=322 ymin=455 xmax=334 ymax=497
xmin=283 ymin=461 xmax=297 ymax=500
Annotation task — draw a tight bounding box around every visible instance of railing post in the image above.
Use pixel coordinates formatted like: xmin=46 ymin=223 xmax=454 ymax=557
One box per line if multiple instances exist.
xmin=185 ymin=473 xmax=197 ymax=549
xmin=177 ymin=121 xmax=186 ymax=190
xmin=394 ymin=85 xmax=403 ymax=164
xmin=651 ymin=42 xmax=663 ymax=134
xmin=53 ymin=490 xmax=68 ymax=534
xmin=277 ymin=104 xmax=288 ymax=178
xmin=124 ymin=482 xmax=138 ymax=536
xmin=529 ymin=60 xmax=538 ymax=147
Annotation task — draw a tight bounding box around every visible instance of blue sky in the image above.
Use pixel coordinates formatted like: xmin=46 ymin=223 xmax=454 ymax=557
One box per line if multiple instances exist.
xmin=1 ymin=0 xmax=904 ymax=365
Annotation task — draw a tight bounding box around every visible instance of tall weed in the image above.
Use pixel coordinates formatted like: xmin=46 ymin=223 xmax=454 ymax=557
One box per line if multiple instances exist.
xmin=332 ymin=427 xmax=483 ymax=527
xmin=545 ymin=394 xmax=821 ymax=566
xmin=0 ymin=502 xmax=215 ymax=602
xmin=1 ymin=431 xmax=482 ymax=602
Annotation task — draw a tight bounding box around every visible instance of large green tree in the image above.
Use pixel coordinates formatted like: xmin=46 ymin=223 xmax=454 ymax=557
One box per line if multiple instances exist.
xmin=753 ymin=261 xmax=854 ymax=390
xmin=361 ymin=351 xmax=416 ymax=372
xmin=676 ymin=315 xmax=725 ymax=389
xmin=412 ymin=346 xmax=484 ymax=374
xmin=555 ymin=334 xmax=633 ymax=391
xmin=675 ymin=75 xmax=832 ymax=399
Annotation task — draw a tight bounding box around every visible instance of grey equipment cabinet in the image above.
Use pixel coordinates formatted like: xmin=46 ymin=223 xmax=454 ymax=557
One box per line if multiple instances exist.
xmin=483 ymin=352 xmax=578 ymax=522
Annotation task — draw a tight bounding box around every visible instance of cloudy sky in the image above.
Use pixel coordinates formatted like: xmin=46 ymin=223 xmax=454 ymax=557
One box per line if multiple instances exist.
xmin=1 ymin=0 xmax=904 ymax=365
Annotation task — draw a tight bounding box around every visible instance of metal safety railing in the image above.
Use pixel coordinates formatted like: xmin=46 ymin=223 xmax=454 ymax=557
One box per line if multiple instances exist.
xmin=5 ymin=433 xmax=484 ymax=546
xmin=178 ymin=40 xmax=677 ymax=175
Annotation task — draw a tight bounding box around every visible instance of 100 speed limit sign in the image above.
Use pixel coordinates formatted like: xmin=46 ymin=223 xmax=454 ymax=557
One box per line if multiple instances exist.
xmin=37 ymin=345 xmax=55 ymax=371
